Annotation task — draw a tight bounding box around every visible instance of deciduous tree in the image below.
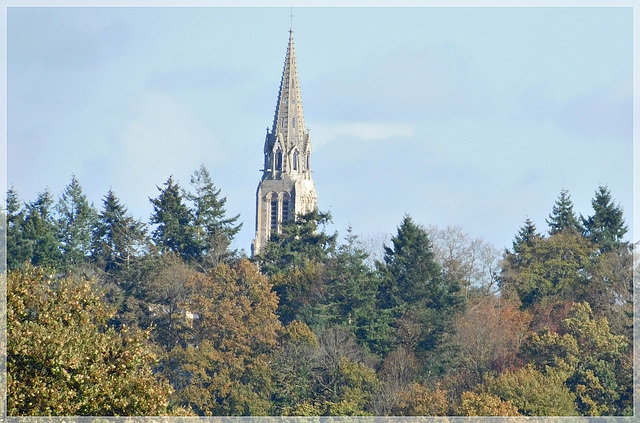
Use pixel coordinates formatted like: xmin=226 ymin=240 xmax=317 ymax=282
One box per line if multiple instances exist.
xmin=167 ymin=259 xmax=282 ymax=415
xmin=453 ymin=296 xmax=532 ymax=384
xmin=456 ymin=391 xmax=520 ymax=416
xmin=373 ymin=347 xmax=418 ymax=414
xmin=500 ymin=231 xmax=595 ymax=308
xmin=520 ymin=302 xmax=631 ymax=415
xmin=391 ymin=382 xmax=449 ymax=416
xmin=144 ymin=253 xmax=196 ymax=350
xmin=427 ymin=224 xmax=501 ymax=297
xmin=7 ymin=264 xmax=172 ymax=415
xmin=584 ymin=244 xmax=633 ymax=337
xmin=482 ymin=365 xmax=577 ymax=416
xmin=292 ymin=326 xmax=379 ymax=416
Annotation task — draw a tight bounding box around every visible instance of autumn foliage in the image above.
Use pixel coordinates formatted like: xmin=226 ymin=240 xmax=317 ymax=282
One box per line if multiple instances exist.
xmin=7 ymin=264 xmax=172 ymax=415
xmin=3 ymin=177 xmax=634 ymax=416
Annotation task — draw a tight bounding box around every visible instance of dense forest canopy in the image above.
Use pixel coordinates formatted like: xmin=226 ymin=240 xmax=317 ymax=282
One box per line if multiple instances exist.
xmin=1 ymin=167 xmax=634 ymax=416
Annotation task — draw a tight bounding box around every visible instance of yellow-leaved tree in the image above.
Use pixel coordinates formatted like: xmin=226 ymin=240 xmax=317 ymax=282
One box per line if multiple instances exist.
xmin=167 ymin=258 xmax=282 ymax=415
xmin=7 ymin=264 xmax=173 ymax=415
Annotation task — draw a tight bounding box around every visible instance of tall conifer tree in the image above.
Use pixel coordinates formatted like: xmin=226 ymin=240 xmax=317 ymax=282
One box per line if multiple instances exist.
xmin=92 ymin=189 xmax=148 ymax=273
xmin=546 ymin=189 xmax=581 ymax=235
xmin=5 ymin=188 xmax=31 ymax=270
xmin=253 ymin=210 xmax=336 ymax=325
xmin=187 ymin=165 xmax=242 ymax=263
xmin=22 ymin=189 xmax=61 ymax=269
xmin=316 ymin=227 xmax=391 ymax=356
xmin=322 ymin=228 xmax=377 ymax=328
xmin=377 ymin=215 xmax=443 ymax=310
xmin=581 ymin=185 xmax=627 ymax=252
xmin=56 ymin=175 xmax=97 ymax=268
xmin=511 ymin=218 xmax=542 ymax=255
xmin=376 ymin=215 xmax=465 ymax=375
xmin=149 ymin=176 xmax=196 ymax=260
xmin=254 ymin=209 xmax=337 ymax=276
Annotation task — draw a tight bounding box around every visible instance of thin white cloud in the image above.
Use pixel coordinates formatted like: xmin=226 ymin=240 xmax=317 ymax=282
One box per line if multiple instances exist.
xmin=313 ymin=122 xmax=415 ymax=146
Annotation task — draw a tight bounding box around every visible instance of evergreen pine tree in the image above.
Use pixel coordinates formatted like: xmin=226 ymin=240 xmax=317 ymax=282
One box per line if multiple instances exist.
xmin=377 ymin=215 xmax=447 ymax=310
xmin=6 ymin=187 xmax=20 ymax=216
xmin=500 ymin=218 xmax=543 ymax=303
xmin=91 ymin=189 xmax=148 ymax=273
xmin=5 ymin=188 xmax=31 ymax=270
xmin=254 ymin=209 xmax=337 ymax=276
xmin=323 ymin=228 xmax=377 ymax=327
xmin=149 ymin=176 xmax=196 ymax=260
xmin=546 ymin=189 xmax=581 ymax=235
xmin=22 ymin=189 xmax=61 ymax=269
xmin=187 ymin=165 xmax=242 ymax=264
xmin=319 ymin=227 xmax=391 ymax=356
xmin=511 ymin=218 xmax=542 ymax=255
xmin=581 ymin=185 xmax=628 ymax=252
xmin=253 ymin=209 xmax=337 ymax=325
xmin=56 ymin=175 xmax=97 ymax=268
xmin=376 ymin=215 xmax=465 ymax=374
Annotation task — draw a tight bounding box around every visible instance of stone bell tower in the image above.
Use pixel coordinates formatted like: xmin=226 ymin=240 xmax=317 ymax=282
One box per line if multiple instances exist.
xmin=252 ymin=29 xmax=317 ymax=255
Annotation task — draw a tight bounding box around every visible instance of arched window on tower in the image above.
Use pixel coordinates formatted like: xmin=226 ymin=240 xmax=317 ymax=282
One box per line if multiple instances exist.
xmin=275 ymin=149 xmax=282 ymax=171
xmin=293 ymin=150 xmax=298 ymax=171
xmin=282 ymin=193 xmax=290 ymax=223
xmin=270 ymin=193 xmax=278 ymax=231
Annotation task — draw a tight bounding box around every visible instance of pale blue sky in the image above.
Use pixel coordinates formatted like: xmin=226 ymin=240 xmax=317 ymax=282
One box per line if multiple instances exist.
xmin=4 ymin=2 xmax=637 ymax=255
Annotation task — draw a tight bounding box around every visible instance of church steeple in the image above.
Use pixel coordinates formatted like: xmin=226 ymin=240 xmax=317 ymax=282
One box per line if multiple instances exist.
xmin=263 ymin=29 xmax=311 ymax=177
xmin=253 ymin=29 xmax=317 ymax=255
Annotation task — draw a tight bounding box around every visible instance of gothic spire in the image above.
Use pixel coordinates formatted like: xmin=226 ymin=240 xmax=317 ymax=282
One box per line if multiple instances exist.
xmin=271 ymin=29 xmax=307 ymax=155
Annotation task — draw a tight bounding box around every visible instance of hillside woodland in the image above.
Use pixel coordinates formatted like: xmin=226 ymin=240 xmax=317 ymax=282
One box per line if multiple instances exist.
xmin=3 ymin=166 xmax=634 ymax=416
